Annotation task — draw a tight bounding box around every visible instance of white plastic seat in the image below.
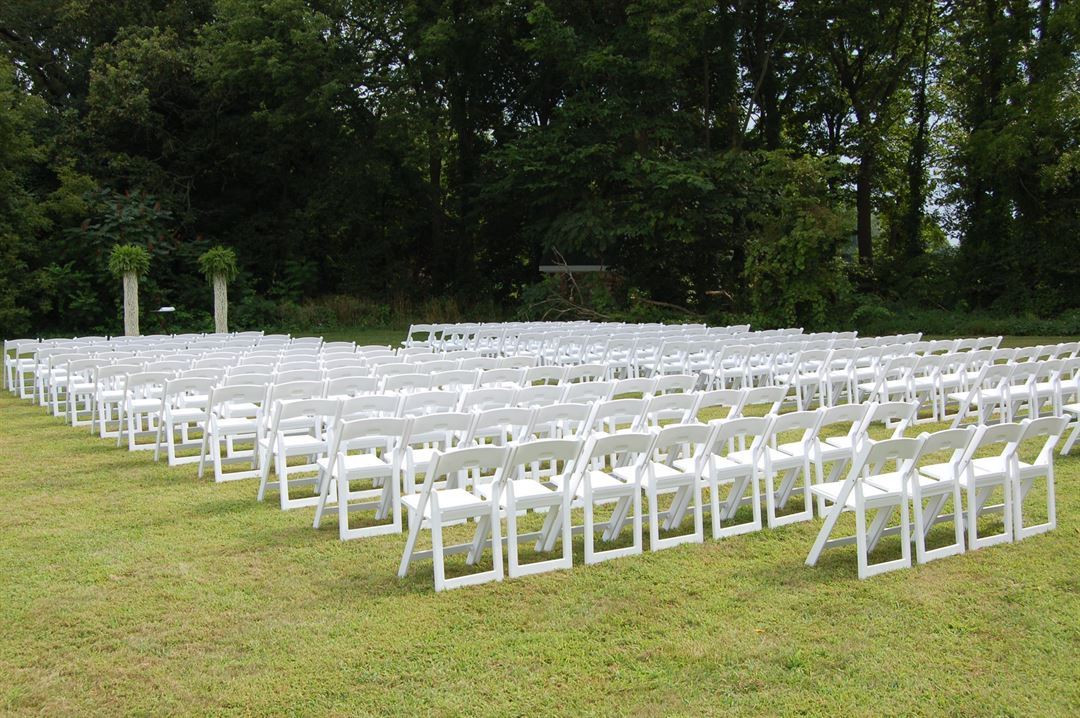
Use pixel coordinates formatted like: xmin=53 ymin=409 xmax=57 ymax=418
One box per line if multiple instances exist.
xmin=553 ymin=431 xmax=657 ymax=564
xmin=479 ymin=438 xmax=583 ymax=578
xmin=313 ymin=416 xmax=410 ymax=540
xmin=807 ymin=437 xmax=923 ymax=579
xmin=399 ymin=445 xmax=511 ymax=591
xmin=154 ymin=376 xmax=215 ymax=466
xmin=199 ymin=380 xmax=266 ymax=481
xmin=257 ymin=398 xmax=342 ymax=510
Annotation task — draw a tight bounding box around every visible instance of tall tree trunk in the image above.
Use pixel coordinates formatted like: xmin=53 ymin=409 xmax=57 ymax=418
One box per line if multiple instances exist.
xmin=123 ymin=272 xmax=140 ymax=336
xmin=213 ymin=274 xmax=228 ymax=333
xmin=856 ymin=147 xmax=875 ymax=264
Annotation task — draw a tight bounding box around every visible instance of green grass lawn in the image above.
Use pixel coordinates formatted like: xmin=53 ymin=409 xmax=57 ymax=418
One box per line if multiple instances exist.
xmin=1 ymin=332 xmax=1078 ymax=716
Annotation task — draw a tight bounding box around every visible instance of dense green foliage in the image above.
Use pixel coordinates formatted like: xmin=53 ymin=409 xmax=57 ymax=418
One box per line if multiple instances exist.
xmin=197 ymin=245 xmax=238 ymax=282
xmin=0 ymin=1 xmax=1077 ymax=336
xmin=107 ymin=244 xmax=151 ymax=278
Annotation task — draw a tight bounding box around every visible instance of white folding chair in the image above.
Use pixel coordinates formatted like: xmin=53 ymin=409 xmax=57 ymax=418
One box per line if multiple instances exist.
xmin=313 ymin=416 xmax=410 ymax=540
xmin=635 ymin=423 xmax=715 ymax=551
xmin=399 ymin=445 xmax=510 ymax=591
xmin=1011 ymin=416 xmax=1067 ymax=541
xmin=870 ymin=427 xmax=973 ymax=564
xmin=956 ymin=422 xmax=1025 ymax=550
xmin=154 ymin=376 xmax=215 ymax=466
xmin=807 ymin=436 xmax=923 ymax=579
xmin=480 ymin=438 xmax=583 ymax=578
xmin=257 ymin=398 xmax=341 ymax=510
xmin=554 ymin=431 xmax=657 ymax=564
xmin=198 ymin=384 xmax=266 ymax=482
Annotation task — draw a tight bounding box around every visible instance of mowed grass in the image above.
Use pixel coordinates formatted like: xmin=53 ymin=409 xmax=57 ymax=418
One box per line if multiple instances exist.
xmin=2 ymin=333 xmax=1079 ymax=716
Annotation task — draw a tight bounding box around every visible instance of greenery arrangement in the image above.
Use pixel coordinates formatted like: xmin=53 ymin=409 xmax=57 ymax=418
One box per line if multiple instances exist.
xmin=198 ymin=245 xmax=238 ymax=332
xmin=0 ymin=1 xmax=1076 ymax=337
xmin=107 ymin=244 xmax=150 ymax=336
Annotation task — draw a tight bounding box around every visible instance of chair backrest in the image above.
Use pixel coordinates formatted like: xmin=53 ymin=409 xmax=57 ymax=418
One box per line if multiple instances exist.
xmin=696 ymin=389 xmax=744 ymax=420
xmin=418 ymin=446 xmax=510 ymax=511
xmin=642 ymin=393 xmax=701 ymax=428
xmin=587 ymin=398 xmax=647 ymax=435
xmin=709 ymin=415 xmax=771 ymax=458
xmin=528 ymin=402 xmax=594 ymax=439
xmin=766 ymin=409 xmax=822 ymax=447
xmin=523 ymin=366 xmax=566 ymax=386
xmin=854 ymin=436 xmax=923 ymax=478
xmin=477 ymin=368 xmax=525 ymax=388
xmin=459 ymin=387 xmax=517 ymax=412
xmin=610 ymin=377 xmax=656 ymax=399
xmin=382 ymin=373 xmax=432 ymax=393
xmin=650 ymin=423 xmax=716 ymax=472
xmin=406 ymin=411 xmax=476 ymax=451
xmin=270 ymin=397 xmax=341 ymax=434
xmin=327 ymin=416 xmax=410 ymax=472
xmin=1017 ymin=416 xmax=1070 ymax=467
xmin=738 ymin=386 xmax=786 ymax=416
xmin=962 ymin=422 xmax=1025 ymax=466
xmin=572 ymin=431 xmax=657 ymax=492
xmin=326 ymin=375 xmax=379 ymax=397
xmin=124 ymin=371 xmax=173 ymax=397
xmin=430 ymin=369 xmax=479 ymax=392
xmin=913 ymin=427 xmax=975 ymax=476
xmin=340 ymin=393 xmax=402 ymax=420
xmin=817 ymin=403 xmax=871 ymax=442
xmin=400 ymin=390 xmax=463 ymax=417
xmin=208 ymin=384 xmax=266 ymax=415
xmin=653 ymin=374 xmax=698 ymax=395
xmin=274 ymin=369 xmax=324 ymax=384
xmin=497 ymin=356 xmax=536 ymax=369
xmin=467 ymin=407 xmax=536 ymax=445
xmin=868 ymin=401 xmax=918 ymax=439
xmin=225 ymin=372 xmax=272 ymax=387
xmin=562 ymin=381 xmax=614 ymax=404
xmin=267 ymin=380 xmax=325 ymax=403
xmin=514 ymin=384 xmax=564 ymax=408
xmin=564 ymin=363 xmax=608 ymax=383
xmin=504 ymin=438 xmax=583 ymax=482
xmin=161 ymin=376 xmax=215 ymax=408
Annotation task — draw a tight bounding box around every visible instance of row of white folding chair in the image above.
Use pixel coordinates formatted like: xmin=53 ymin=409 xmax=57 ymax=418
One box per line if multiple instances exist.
xmin=313 ymin=394 xmax=905 ymax=543
xmin=195 ymin=377 xmax=705 ymax=484
xmin=946 ymin=358 xmax=1080 ymax=427
xmin=394 ymin=398 xmax=946 ymax=590
xmin=807 ymin=416 xmax=1067 ymax=579
xmin=255 ymin=391 xmax=709 ymax=500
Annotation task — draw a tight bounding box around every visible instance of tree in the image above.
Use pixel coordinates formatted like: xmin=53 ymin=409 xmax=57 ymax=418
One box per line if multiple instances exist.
xmin=802 ymin=0 xmax=920 ymax=265
xmin=108 ymin=244 xmax=150 ymax=336
xmin=197 ymin=245 xmax=238 ymax=333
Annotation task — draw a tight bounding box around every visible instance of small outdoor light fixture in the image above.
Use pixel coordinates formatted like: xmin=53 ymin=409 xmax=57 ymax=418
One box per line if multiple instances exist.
xmin=157 ymin=306 xmax=176 ymax=313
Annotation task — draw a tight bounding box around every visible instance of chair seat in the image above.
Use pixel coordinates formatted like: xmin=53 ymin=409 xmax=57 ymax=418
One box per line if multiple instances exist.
xmin=810 ymin=478 xmax=894 ymax=507
xmin=70 ymin=382 xmax=95 ymax=393
xmin=165 ymin=407 xmax=205 ymax=423
xmin=477 ymin=478 xmax=557 ymax=503
xmin=1063 ymin=403 xmax=1080 ymax=417
xmin=407 ymin=447 xmax=437 ymax=467
xmin=776 ymin=441 xmax=811 ymax=458
xmin=919 ymin=462 xmax=958 ymax=482
xmin=730 ymin=446 xmax=798 ymax=469
xmin=615 ymin=462 xmax=683 ymax=486
xmin=317 ymin=453 xmax=390 ymax=475
xmin=216 ymin=417 xmax=258 ymax=433
xmin=223 ymin=402 xmax=260 ymax=418
xmin=98 ymin=389 xmax=125 ymax=402
xmin=279 ymin=434 xmax=325 ymax=451
xmin=550 ymin=470 xmax=626 ymax=497
xmin=128 ymin=398 xmax=160 ymax=412
xmin=402 ymin=488 xmax=488 ymax=518
xmin=865 ymin=470 xmax=944 ymax=494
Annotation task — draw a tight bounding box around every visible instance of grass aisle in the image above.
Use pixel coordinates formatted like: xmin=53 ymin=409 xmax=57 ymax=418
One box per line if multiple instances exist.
xmin=1 ymin=353 xmax=1079 ymax=715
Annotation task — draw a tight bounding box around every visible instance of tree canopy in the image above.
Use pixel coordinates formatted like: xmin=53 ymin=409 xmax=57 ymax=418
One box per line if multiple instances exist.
xmin=1 ymin=0 xmax=1077 ymax=335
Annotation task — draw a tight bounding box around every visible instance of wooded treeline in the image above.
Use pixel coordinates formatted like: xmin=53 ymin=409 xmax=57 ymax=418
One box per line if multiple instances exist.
xmin=1 ymin=0 xmax=1077 ymax=335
